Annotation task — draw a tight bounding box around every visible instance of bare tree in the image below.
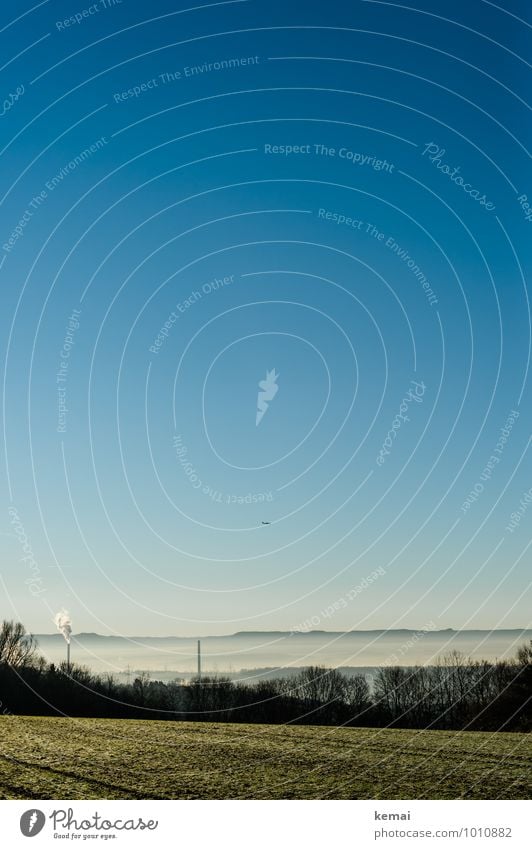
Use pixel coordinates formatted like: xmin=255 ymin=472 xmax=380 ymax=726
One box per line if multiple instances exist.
xmin=294 ymin=666 xmax=348 ymax=707
xmin=516 ymin=640 xmax=532 ymax=666
xmin=133 ymin=671 xmax=151 ymax=705
xmin=0 ymin=620 xmax=38 ymax=668
xmin=373 ymin=666 xmax=411 ymax=720
xmin=344 ymin=674 xmax=371 ymax=714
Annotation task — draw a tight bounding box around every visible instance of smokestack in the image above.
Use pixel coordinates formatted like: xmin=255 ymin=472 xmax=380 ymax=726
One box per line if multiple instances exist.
xmin=197 ymin=639 xmax=201 ymax=683
xmin=53 ymin=609 xmax=72 ymax=672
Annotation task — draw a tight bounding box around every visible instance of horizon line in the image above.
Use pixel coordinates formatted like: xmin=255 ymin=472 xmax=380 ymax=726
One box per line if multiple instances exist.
xmin=33 ymin=626 xmax=532 ymax=640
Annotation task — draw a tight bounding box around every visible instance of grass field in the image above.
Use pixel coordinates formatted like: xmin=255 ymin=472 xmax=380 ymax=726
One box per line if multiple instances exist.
xmin=0 ymin=716 xmax=530 ymax=800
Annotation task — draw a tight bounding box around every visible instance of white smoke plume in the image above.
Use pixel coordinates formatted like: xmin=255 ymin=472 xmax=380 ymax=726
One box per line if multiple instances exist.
xmin=53 ymin=609 xmax=72 ymax=643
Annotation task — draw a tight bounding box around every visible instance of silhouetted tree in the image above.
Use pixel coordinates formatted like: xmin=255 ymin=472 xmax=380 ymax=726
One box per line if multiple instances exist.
xmin=0 ymin=620 xmax=38 ymax=668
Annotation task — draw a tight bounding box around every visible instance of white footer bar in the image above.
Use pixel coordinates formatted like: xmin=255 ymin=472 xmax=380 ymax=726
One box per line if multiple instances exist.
xmin=2 ymin=799 xmax=530 ymax=849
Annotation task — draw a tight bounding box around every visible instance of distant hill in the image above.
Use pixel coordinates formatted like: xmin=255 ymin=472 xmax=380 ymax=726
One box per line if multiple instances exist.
xmin=33 ymin=629 xmax=531 ymax=674
xmin=36 ymin=627 xmax=530 ymax=640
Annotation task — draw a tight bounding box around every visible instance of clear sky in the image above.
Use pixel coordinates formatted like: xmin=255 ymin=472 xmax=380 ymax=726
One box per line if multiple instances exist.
xmin=1 ymin=0 xmax=531 ymax=637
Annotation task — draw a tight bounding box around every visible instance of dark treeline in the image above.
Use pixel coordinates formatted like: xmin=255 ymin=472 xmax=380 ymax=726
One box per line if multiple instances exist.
xmin=1 ymin=621 xmax=530 ymax=731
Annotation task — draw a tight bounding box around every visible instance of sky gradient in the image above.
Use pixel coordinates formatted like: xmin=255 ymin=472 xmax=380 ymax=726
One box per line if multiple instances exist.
xmin=1 ymin=0 xmax=531 ymax=638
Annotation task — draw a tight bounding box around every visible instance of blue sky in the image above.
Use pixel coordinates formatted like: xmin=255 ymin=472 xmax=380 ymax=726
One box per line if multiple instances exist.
xmin=1 ymin=0 xmax=531 ymax=637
